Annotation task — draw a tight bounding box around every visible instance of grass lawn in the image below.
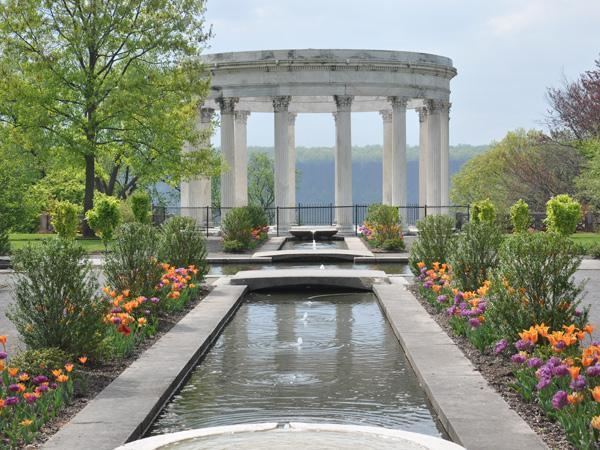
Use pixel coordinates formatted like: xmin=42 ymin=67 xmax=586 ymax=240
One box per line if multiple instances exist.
xmin=9 ymin=233 xmax=107 ymax=253
xmin=569 ymin=232 xmax=600 ymax=247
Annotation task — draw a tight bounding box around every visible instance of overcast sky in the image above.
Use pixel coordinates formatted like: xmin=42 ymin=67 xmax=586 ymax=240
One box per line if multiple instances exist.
xmin=204 ymin=0 xmax=600 ymax=147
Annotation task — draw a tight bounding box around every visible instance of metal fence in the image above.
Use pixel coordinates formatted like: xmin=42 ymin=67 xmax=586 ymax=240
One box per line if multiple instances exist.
xmin=152 ymin=204 xmax=471 ymax=236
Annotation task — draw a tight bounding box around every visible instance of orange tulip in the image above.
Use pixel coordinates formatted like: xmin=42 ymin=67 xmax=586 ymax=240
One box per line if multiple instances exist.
xmin=56 ymin=374 xmax=69 ymax=383
xmin=8 ymin=367 xmax=18 ymax=377
xmin=19 ymin=373 xmax=29 ymax=382
xmin=64 ymin=363 xmax=74 ymax=373
xmin=0 ymin=335 xmax=6 ymax=348
xmin=79 ymin=356 xmax=88 ymax=365
xmin=568 ymin=366 xmax=580 ymax=380
xmin=591 ymin=386 xmax=600 ymax=402
xmin=591 ymin=416 xmax=600 ymax=430
xmin=52 ymin=369 xmax=63 ymax=378
xmin=567 ymin=392 xmax=583 ymax=405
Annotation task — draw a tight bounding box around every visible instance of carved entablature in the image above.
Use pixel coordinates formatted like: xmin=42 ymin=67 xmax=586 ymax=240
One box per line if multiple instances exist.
xmin=334 ymin=95 xmax=354 ymax=112
xmin=272 ymin=96 xmax=291 ymax=112
xmin=217 ymin=97 xmax=239 ymax=114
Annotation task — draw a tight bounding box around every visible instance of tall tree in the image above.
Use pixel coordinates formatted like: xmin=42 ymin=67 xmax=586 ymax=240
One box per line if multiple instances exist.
xmin=0 ymin=0 xmax=219 ymax=235
xmin=248 ymin=152 xmax=275 ymax=211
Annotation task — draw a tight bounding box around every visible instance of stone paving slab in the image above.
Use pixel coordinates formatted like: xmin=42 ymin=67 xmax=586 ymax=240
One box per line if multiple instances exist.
xmin=42 ymin=284 xmax=248 ymax=450
xmin=374 ymin=283 xmax=547 ymax=450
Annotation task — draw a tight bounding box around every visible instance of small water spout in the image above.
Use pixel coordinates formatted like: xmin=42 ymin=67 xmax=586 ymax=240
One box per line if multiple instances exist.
xmin=319 ymin=264 xmax=325 ymax=270
xmin=302 ymin=312 xmax=308 ymax=322
xmin=297 ymin=337 xmax=303 ymax=346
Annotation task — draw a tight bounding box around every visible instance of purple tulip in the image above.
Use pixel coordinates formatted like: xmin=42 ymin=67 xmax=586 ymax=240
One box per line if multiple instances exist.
xmin=32 ymin=375 xmax=48 ymax=385
xmin=8 ymin=384 xmax=20 ymax=392
xmin=436 ymin=295 xmax=448 ymax=304
xmin=586 ymin=365 xmax=600 ymax=377
xmin=515 ymin=339 xmax=533 ymax=352
xmin=4 ymin=396 xmax=18 ymax=406
xmin=551 ymin=390 xmax=568 ymax=409
xmin=468 ymin=318 xmax=481 ymax=328
xmin=553 ymin=365 xmax=570 ymax=377
xmin=511 ymin=353 xmax=527 ymax=364
xmin=494 ymin=339 xmax=508 ymax=354
xmin=536 ymin=377 xmax=551 ymax=390
xmin=570 ymin=375 xmax=587 ymax=391
xmin=527 ymin=357 xmax=543 ymax=369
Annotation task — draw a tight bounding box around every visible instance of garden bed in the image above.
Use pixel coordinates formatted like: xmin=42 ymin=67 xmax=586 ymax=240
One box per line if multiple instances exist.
xmin=23 ymin=286 xmax=211 ymax=448
xmin=409 ymin=284 xmax=573 ymax=449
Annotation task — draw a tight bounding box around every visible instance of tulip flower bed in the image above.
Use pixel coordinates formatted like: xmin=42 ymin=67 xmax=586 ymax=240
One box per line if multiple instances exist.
xmin=414 ymin=261 xmax=598 ymax=448
xmin=0 ymin=337 xmax=83 ymax=448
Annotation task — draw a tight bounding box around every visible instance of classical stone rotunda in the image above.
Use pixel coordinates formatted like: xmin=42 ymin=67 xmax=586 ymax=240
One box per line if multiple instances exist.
xmin=180 ymin=49 xmax=457 ymax=229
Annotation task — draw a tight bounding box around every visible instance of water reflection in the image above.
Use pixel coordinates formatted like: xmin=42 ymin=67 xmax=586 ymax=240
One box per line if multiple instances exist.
xmin=149 ymin=290 xmax=442 ymax=437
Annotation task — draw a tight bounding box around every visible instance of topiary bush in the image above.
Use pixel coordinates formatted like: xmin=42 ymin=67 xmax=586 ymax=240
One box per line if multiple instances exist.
xmin=448 ymin=221 xmax=504 ymax=292
xmin=130 ymin=191 xmax=152 ymax=224
xmin=545 ymin=194 xmax=582 ymax=236
xmin=486 ymin=232 xmax=588 ymax=341
xmin=50 ymin=200 xmax=81 ymax=239
xmin=8 ymin=238 xmax=107 ymax=356
xmin=221 ymin=207 xmax=254 ymax=252
xmin=510 ymin=199 xmax=531 ymax=233
xmin=159 ymin=216 xmax=208 ymax=278
xmin=409 ymin=215 xmax=455 ymax=274
xmin=104 ymin=223 xmax=162 ymax=298
xmin=470 ymin=198 xmax=496 ymax=224
xmin=86 ymin=193 xmax=121 ymax=249
xmin=9 ymin=347 xmax=71 ymax=379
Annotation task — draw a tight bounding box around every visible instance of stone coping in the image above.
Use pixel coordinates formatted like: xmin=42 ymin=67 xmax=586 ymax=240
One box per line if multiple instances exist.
xmin=229 ymin=269 xmax=388 ymax=291
xmin=374 ymin=284 xmax=547 ymax=450
xmin=42 ymin=284 xmax=248 ymax=450
xmin=253 ymin=249 xmax=373 ymax=262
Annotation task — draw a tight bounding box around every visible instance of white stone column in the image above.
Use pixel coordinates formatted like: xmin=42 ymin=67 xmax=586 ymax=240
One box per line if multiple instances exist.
xmin=218 ymin=97 xmax=238 ymax=213
xmin=288 ymin=112 xmax=297 ymax=210
xmin=417 ymin=107 xmax=428 ymax=218
xmin=334 ymin=95 xmax=353 ymax=231
xmin=440 ymin=101 xmax=451 ymax=213
xmin=379 ymin=110 xmax=393 ymax=205
xmin=273 ymin=96 xmax=291 ymax=232
xmin=234 ymin=110 xmax=250 ymax=207
xmin=180 ymin=107 xmax=213 ymax=226
xmin=426 ymin=100 xmax=442 ymax=213
xmin=389 ymin=97 xmax=408 ymax=227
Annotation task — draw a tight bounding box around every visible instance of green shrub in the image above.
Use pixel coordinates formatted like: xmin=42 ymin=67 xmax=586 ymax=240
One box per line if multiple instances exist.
xmin=545 ymin=194 xmax=582 ymax=236
xmin=9 ymin=347 xmax=71 ymax=378
xmin=86 ymin=193 xmax=121 ymax=248
xmin=470 ymin=199 xmax=496 ymax=224
xmin=130 ymin=191 xmax=152 ymax=224
xmin=381 ymin=237 xmax=405 ymax=251
xmin=159 ymin=216 xmax=208 ymax=277
xmin=104 ymin=223 xmax=162 ymax=298
xmin=221 ymin=207 xmax=254 ymax=252
xmin=50 ymin=200 xmax=81 ymax=239
xmin=409 ymin=215 xmax=455 ymax=274
xmin=510 ymin=199 xmax=531 ymax=233
xmin=246 ymin=205 xmax=268 ymax=228
xmin=8 ymin=238 xmax=107 ymax=356
xmin=587 ymin=242 xmax=600 ymax=259
xmin=363 ymin=204 xmax=404 ymax=250
xmin=119 ymin=200 xmax=136 ymax=224
xmin=448 ymin=222 xmax=503 ymax=292
xmin=0 ymin=227 xmax=9 ymax=256
xmin=486 ymin=232 xmax=588 ymax=341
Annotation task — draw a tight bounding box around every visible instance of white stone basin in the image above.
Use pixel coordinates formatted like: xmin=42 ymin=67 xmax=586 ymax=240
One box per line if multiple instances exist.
xmin=116 ymin=423 xmax=465 ymax=450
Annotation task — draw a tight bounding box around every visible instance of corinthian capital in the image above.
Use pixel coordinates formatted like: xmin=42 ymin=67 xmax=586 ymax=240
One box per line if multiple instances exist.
xmin=288 ymin=112 xmax=298 ymax=126
xmin=272 ymin=96 xmax=291 ymax=112
xmin=334 ymin=95 xmax=354 ymax=112
xmin=217 ymin=97 xmax=238 ymax=114
xmin=234 ymin=110 xmax=251 ymax=124
xmin=200 ymin=107 xmax=215 ymax=123
xmin=388 ymin=96 xmax=409 ymax=109
xmin=416 ymin=107 xmax=428 ymax=123
xmin=379 ymin=110 xmax=393 ymax=122
xmin=426 ymin=99 xmax=451 ymax=113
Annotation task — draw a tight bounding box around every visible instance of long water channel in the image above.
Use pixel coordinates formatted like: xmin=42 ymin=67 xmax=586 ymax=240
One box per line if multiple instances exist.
xmin=149 ymin=289 xmax=443 ymax=437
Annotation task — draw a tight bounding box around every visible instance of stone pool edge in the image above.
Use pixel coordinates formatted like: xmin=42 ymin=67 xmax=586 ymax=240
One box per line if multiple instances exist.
xmin=374 ymin=283 xmax=548 ymax=450
xmin=42 ymin=283 xmax=248 ymax=450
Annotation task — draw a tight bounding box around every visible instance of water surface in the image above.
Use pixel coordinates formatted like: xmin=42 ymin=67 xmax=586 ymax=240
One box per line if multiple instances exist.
xmin=281 ymin=239 xmax=347 ymax=251
xmin=149 ymin=290 xmax=441 ymax=437
xmin=208 ymin=262 xmax=411 ymax=276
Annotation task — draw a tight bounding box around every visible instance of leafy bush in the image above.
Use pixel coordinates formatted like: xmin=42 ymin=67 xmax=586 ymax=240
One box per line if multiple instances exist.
xmin=470 ymin=198 xmax=496 ymax=224
xmin=9 ymin=347 xmax=71 ymax=379
xmin=130 ymin=191 xmax=152 ymax=224
xmin=0 ymin=226 xmax=9 ymax=255
xmin=586 ymin=242 xmax=600 ymax=259
xmin=409 ymin=215 xmax=455 ymax=274
xmin=361 ymin=204 xmax=405 ymax=251
xmin=448 ymin=222 xmax=504 ymax=292
xmin=545 ymin=194 xmax=582 ymax=236
xmin=510 ymin=199 xmax=531 ymax=233
xmin=486 ymin=232 xmax=588 ymax=341
xmin=85 ymin=193 xmax=121 ymax=248
xmin=381 ymin=237 xmax=405 ymax=251
xmin=221 ymin=207 xmax=254 ymax=252
xmin=159 ymin=216 xmax=208 ymax=277
xmin=8 ymin=238 xmax=107 ymax=356
xmin=246 ymin=205 xmax=268 ymax=228
xmin=104 ymin=223 xmax=162 ymax=297
xmin=50 ymin=200 xmax=81 ymax=239
xmin=119 ymin=200 xmax=136 ymax=223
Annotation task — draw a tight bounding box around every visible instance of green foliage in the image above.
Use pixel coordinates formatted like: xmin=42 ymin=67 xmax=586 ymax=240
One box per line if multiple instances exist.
xmin=510 ymin=199 xmax=531 ymax=233
xmin=50 ymin=200 xmax=81 ymax=239
xmin=363 ymin=204 xmax=405 ymax=250
xmin=248 ymin=152 xmax=275 ymax=212
xmin=448 ymin=222 xmax=504 ymax=292
xmin=486 ymin=232 xmax=588 ymax=341
xmin=159 ymin=216 xmax=208 ymax=276
xmin=545 ymin=194 xmax=582 ymax=235
xmin=130 ymin=191 xmax=152 ymax=224
xmin=8 ymin=238 xmax=107 ymax=356
xmin=85 ymin=193 xmax=121 ymax=246
xmin=470 ymin=199 xmax=496 ymax=224
xmin=586 ymin=242 xmax=600 ymax=259
xmin=574 ymin=139 xmax=600 ymax=211
xmin=221 ymin=207 xmax=263 ymax=252
xmin=104 ymin=223 xmax=162 ymax=298
xmin=409 ymin=215 xmax=455 ymax=274
xmin=0 ymin=227 xmax=9 ymax=255
xmin=9 ymin=347 xmax=71 ymax=379
xmin=119 ymin=200 xmax=136 ymax=224
xmin=246 ymin=205 xmax=268 ymax=228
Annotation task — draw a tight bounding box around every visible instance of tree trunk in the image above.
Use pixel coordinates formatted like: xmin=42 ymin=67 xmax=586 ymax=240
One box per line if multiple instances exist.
xmin=82 ymin=154 xmax=95 ymax=237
